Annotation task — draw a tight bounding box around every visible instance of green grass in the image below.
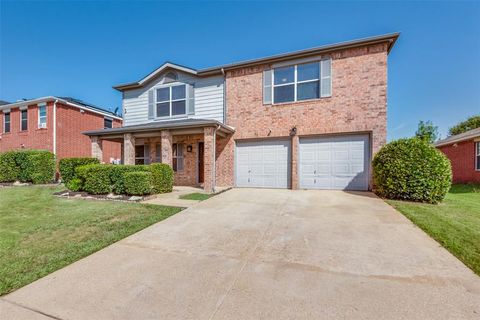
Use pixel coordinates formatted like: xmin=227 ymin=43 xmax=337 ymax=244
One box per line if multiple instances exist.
xmin=0 ymin=186 xmax=182 ymax=296
xmin=179 ymin=192 xmax=213 ymax=201
xmin=387 ymin=184 xmax=480 ymax=275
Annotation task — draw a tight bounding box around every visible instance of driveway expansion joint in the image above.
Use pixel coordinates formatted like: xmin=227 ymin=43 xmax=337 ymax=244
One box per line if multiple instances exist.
xmin=1 ymin=298 xmax=64 ymax=320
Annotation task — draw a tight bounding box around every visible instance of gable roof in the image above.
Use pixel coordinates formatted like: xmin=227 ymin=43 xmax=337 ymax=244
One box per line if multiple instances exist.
xmin=113 ymin=32 xmax=400 ymax=91
xmin=435 ymin=127 xmax=480 ymax=147
xmin=0 ymin=96 xmax=122 ymax=120
xmin=0 ymin=100 xmax=11 ymax=106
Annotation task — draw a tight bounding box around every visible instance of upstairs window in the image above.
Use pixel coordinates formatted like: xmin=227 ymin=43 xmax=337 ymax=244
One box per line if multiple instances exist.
xmin=38 ymin=104 xmax=47 ymax=128
xmin=156 ymin=84 xmax=187 ymax=118
xmin=104 ymin=118 xmax=113 ymax=129
xmin=21 ymin=109 xmax=28 ymax=131
xmin=3 ymin=112 xmax=10 ymax=133
xmin=264 ymin=59 xmax=332 ymax=104
xmin=476 ymin=142 xmax=480 ymax=171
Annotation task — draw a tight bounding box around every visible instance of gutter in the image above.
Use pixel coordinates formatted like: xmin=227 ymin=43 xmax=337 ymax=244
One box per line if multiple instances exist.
xmin=212 ymin=124 xmax=221 ymax=193
xmin=53 ymin=99 xmax=58 ymax=155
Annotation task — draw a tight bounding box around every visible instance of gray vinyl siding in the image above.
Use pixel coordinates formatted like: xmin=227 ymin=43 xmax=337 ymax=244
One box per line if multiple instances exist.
xmin=122 ymin=72 xmax=224 ymax=126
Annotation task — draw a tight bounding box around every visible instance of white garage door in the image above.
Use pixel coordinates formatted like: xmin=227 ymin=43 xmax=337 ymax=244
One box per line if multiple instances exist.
xmin=299 ymin=134 xmax=370 ymax=190
xmin=235 ymin=139 xmax=290 ymax=188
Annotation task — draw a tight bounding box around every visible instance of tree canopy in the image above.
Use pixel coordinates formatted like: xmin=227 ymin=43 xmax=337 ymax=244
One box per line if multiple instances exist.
xmin=449 ymin=115 xmax=480 ymax=136
xmin=415 ymin=120 xmax=438 ymax=144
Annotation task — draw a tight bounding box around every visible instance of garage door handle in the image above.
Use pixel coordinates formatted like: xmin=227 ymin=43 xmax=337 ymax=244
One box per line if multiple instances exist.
xmin=248 ymin=170 xmax=251 ymax=173
xmin=314 ymin=170 xmax=316 ymax=174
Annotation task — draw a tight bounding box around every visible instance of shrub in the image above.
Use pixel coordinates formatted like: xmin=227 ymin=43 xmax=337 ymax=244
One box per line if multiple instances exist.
xmin=372 ymin=138 xmax=452 ymax=204
xmin=124 ymin=171 xmax=152 ymax=195
xmin=59 ymin=157 xmax=100 ymax=184
xmin=110 ymin=165 xmax=149 ymax=194
xmin=28 ymin=151 xmax=55 ymax=184
xmin=0 ymin=151 xmax=20 ymax=182
xmin=0 ymin=150 xmax=55 ymax=184
xmin=149 ymin=163 xmax=174 ymax=194
xmin=76 ymin=164 xmax=112 ymax=194
xmin=66 ymin=178 xmax=83 ymax=192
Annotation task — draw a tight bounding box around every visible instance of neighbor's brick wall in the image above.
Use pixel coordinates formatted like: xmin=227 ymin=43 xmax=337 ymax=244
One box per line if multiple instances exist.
xmin=56 ymin=103 xmax=122 ymax=163
xmin=0 ymin=101 xmax=122 ymax=164
xmin=222 ymin=42 xmax=389 ymax=188
xmin=438 ymin=140 xmax=480 ymax=184
xmin=0 ymin=101 xmax=54 ymax=153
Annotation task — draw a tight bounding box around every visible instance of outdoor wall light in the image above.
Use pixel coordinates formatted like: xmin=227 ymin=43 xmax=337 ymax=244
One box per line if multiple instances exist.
xmin=187 ymin=145 xmax=193 ymax=152
xmin=290 ymin=126 xmax=297 ymax=136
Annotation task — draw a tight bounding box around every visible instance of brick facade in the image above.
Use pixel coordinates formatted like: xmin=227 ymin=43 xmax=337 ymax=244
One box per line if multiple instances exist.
xmin=438 ymin=140 xmax=480 ymax=184
xmin=0 ymin=101 xmax=122 ymax=164
xmin=219 ymin=43 xmax=389 ymax=189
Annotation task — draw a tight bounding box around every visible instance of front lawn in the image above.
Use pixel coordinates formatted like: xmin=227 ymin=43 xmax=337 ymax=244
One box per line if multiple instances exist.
xmin=387 ymin=184 xmax=480 ymax=275
xmin=0 ymin=186 xmax=182 ymax=295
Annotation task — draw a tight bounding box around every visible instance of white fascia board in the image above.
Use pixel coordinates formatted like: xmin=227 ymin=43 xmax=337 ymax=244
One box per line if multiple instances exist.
xmin=139 ymin=63 xmax=198 ymax=85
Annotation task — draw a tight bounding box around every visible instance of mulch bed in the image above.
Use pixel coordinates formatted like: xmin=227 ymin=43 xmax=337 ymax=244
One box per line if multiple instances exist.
xmin=53 ymin=190 xmax=156 ymax=202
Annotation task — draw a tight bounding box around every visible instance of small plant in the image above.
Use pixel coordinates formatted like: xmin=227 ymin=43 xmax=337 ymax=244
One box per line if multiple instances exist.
xmin=110 ymin=165 xmax=149 ymax=194
xmin=76 ymin=164 xmax=112 ymax=194
xmin=149 ymin=163 xmax=174 ymax=194
xmin=124 ymin=171 xmax=152 ymax=195
xmin=373 ymin=138 xmax=452 ymax=204
xmin=66 ymin=178 xmax=83 ymax=192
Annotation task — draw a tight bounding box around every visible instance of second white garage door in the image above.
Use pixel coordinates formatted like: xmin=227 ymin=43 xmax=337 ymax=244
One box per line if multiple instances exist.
xmin=299 ymin=134 xmax=370 ymax=190
xmin=235 ymin=139 xmax=290 ymax=188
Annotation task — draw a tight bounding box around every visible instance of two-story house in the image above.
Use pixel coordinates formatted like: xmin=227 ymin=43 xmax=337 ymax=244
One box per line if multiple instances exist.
xmin=84 ymin=33 xmax=399 ymax=192
xmin=0 ymin=97 xmax=123 ymax=164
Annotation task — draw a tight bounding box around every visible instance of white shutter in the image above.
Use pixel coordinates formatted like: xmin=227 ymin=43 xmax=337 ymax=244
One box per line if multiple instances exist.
xmin=187 ymin=84 xmax=195 ymax=115
xmin=263 ymin=69 xmax=272 ymax=104
xmin=144 ymin=144 xmax=150 ymax=164
xmin=177 ymin=143 xmax=184 ymax=171
xmin=148 ymin=89 xmax=155 ymax=119
xmin=320 ymin=59 xmax=332 ymax=97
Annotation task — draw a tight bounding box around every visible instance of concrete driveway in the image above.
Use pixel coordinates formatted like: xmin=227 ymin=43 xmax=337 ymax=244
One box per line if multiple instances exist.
xmin=2 ymin=189 xmax=479 ymax=319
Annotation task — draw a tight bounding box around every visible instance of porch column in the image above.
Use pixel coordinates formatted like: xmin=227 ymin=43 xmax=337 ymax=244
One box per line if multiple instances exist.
xmin=91 ymin=136 xmax=103 ymax=162
xmin=124 ymin=133 xmax=135 ymax=165
xmin=291 ymin=134 xmax=299 ymax=189
xmin=203 ymin=127 xmax=215 ymax=193
xmin=160 ymin=130 xmax=172 ymax=166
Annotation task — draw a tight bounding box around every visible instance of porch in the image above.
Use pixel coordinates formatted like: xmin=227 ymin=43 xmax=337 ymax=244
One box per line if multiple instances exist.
xmin=83 ymin=119 xmax=234 ymax=192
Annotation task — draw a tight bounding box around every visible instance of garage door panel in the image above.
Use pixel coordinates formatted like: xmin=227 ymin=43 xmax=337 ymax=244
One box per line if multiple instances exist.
xmin=299 ymin=134 xmax=369 ymax=190
xmin=236 ymin=140 xmax=291 ymax=189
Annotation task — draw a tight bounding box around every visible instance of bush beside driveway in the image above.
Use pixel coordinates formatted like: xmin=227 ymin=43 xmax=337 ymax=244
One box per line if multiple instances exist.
xmin=0 ymin=185 xmax=182 ymax=296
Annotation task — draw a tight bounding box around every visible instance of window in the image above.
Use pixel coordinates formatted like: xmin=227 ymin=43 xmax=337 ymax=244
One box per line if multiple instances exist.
xmin=135 ymin=145 xmax=150 ymax=165
xmin=3 ymin=112 xmax=10 ymax=133
xmin=155 ymin=143 xmax=161 ymax=162
xmin=476 ymin=142 xmax=480 ymax=171
xmin=265 ymin=59 xmax=332 ymax=104
xmin=38 ymin=104 xmax=47 ymax=128
xmin=104 ymin=118 xmax=113 ymax=129
xmin=172 ymin=143 xmax=184 ymax=172
xmin=156 ymin=84 xmax=187 ymax=118
xmin=21 ymin=109 xmax=28 ymax=131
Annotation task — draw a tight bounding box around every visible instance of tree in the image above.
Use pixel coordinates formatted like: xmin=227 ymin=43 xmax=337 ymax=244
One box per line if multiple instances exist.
xmin=448 ymin=115 xmax=480 ymax=136
xmin=415 ymin=120 xmax=438 ymax=144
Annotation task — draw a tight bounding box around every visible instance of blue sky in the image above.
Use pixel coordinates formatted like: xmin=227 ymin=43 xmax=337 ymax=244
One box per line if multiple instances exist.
xmin=1 ymin=1 xmax=479 ymax=140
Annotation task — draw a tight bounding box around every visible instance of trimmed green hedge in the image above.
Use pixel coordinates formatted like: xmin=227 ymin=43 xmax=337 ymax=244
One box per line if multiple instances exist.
xmin=70 ymin=162 xmax=174 ymax=195
xmin=76 ymin=164 xmax=112 ymax=194
xmin=124 ymin=171 xmax=152 ymax=195
xmin=150 ymin=163 xmax=174 ymax=193
xmin=0 ymin=150 xmax=55 ymax=184
xmin=372 ymin=138 xmax=452 ymax=204
xmin=59 ymin=157 xmax=100 ymax=184
xmin=110 ymin=165 xmax=149 ymax=194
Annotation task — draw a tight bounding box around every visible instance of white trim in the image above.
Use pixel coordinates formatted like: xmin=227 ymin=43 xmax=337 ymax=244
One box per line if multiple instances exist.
xmin=476 ymin=142 xmax=480 ymax=171
xmin=53 ymin=99 xmax=58 ymax=155
xmin=140 ymin=63 xmax=198 ymax=85
xmin=0 ymin=96 xmax=122 ymax=120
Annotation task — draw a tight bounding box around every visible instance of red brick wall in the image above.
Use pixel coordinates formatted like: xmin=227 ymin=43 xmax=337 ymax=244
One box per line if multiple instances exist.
xmin=221 ymin=42 xmax=389 ymax=188
xmin=0 ymin=101 xmax=54 ymax=152
xmin=438 ymin=140 xmax=480 ymax=184
xmin=0 ymin=101 xmax=122 ymax=164
xmin=56 ymin=103 xmax=122 ymax=163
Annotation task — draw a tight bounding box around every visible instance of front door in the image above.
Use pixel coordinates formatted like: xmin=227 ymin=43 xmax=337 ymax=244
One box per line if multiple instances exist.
xmin=198 ymin=142 xmax=204 ymax=183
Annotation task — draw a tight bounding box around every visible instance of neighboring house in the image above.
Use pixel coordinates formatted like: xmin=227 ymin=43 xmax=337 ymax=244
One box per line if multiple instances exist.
xmin=0 ymin=100 xmax=11 ymax=106
xmin=435 ymin=128 xmax=480 ymax=184
xmin=0 ymin=97 xmax=123 ymax=164
xmin=84 ymin=33 xmax=399 ymax=192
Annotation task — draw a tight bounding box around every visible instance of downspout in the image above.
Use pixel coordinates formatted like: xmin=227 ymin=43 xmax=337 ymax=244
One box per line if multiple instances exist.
xmin=53 ymin=99 xmax=58 ymax=155
xmin=221 ymin=68 xmax=226 ymax=124
xmin=212 ymin=124 xmax=221 ymax=193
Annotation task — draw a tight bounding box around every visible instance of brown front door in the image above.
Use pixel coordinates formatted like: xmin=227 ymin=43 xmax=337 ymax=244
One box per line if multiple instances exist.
xmin=198 ymin=142 xmax=204 ymax=183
